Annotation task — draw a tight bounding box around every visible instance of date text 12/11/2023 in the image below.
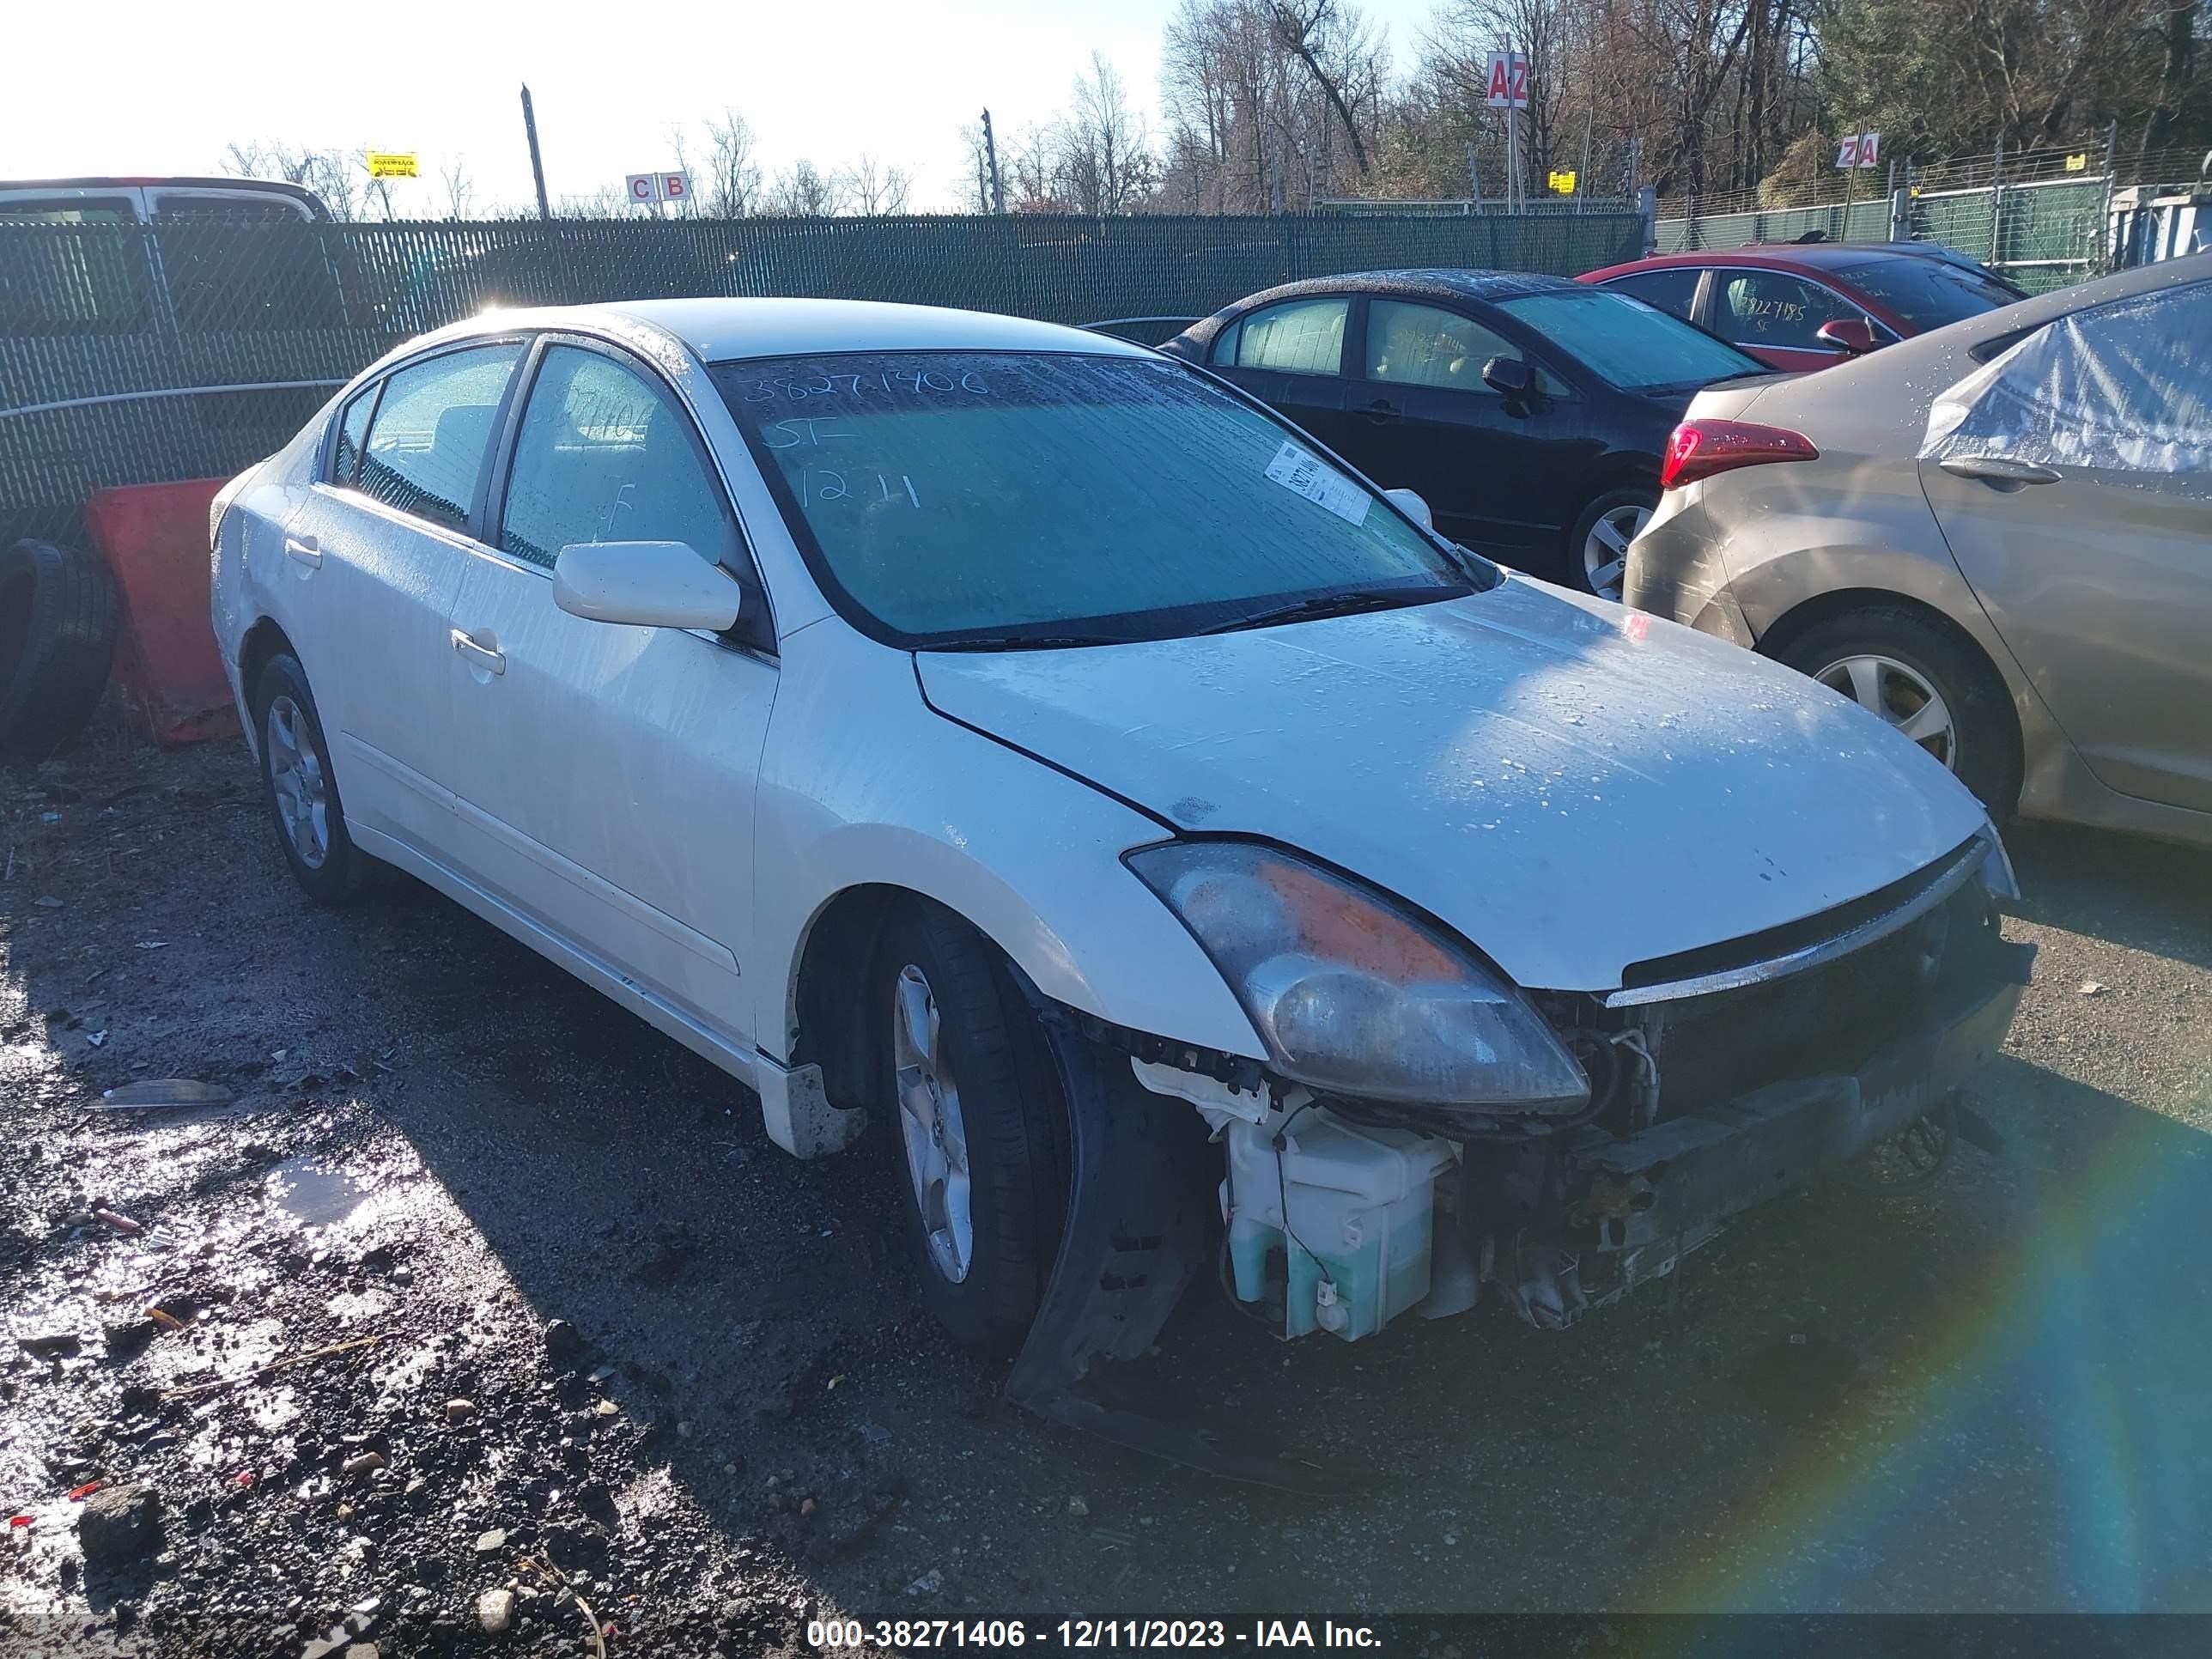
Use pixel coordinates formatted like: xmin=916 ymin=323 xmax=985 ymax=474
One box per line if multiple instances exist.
xmin=805 ymin=1620 xmax=1385 ymax=1650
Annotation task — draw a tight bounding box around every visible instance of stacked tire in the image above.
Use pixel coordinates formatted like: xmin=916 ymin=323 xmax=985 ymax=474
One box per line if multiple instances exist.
xmin=0 ymin=540 xmax=120 ymax=763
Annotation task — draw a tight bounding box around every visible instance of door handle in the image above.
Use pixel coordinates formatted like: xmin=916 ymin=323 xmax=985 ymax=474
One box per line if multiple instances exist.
xmin=1359 ymin=399 xmax=1401 ymax=423
xmin=283 ymin=535 xmax=321 ymax=568
xmin=450 ymin=629 xmax=506 ymax=676
xmin=1939 ymin=454 xmax=2063 ymax=486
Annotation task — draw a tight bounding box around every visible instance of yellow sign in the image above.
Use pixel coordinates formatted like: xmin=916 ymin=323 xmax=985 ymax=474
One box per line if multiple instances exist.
xmin=2064 ymin=152 xmax=2088 ymax=173
xmin=1547 ymin=169 xmax=1577 ymax=195
xmin=367 ymin=152 xmax=419 ymax=179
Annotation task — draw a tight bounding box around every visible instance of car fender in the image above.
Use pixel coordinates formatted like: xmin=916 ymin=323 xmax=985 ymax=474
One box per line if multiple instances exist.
xmin=1713 ymin=474 xmax=2069 ymax=777
xmin=752 ymin=620 xmax=1264 ymax=1066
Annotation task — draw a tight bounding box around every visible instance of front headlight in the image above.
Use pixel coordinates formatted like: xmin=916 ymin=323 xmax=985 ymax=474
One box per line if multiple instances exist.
xmin=1127 ymin=841 xmax=1589 ymax=1115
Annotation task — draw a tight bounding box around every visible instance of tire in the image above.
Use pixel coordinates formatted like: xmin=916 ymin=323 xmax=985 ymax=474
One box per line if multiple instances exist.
xmin=0 ymin=539 xmax=121 ymax=763
xmin=248 ymin=653 xmax=376 ymax=905
xmin=1567 ymin=488 xmax=1657 ymax=599
xmin=872 ymin=897 xmax=1069 ymax=1353
xmin=1775 ymin=605 xmax=2023 ymax=813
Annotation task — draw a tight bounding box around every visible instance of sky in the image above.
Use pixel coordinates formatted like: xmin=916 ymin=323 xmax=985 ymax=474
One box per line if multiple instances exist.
xmin=11 ymin=0 xmax=1445 ymax=214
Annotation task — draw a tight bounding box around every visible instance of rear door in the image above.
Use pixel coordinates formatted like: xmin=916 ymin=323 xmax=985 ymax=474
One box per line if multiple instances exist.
xmin=1204 ymin=295 xmax=1355 ymax=454
xmin=282 ymin=341 xmax=526 ymax=850
xmin=1335 ymin=296 xmax=1579 ymax=556
xmin=1920 ymin=286 xmax=2212 ymax=812
xmin=1706 ymin=266 xmax=1879 ymax=373
xmin=441 ymin=337 xmax=774 ymax=1043
xmin=1595 ymin=265 xmax=1706 ymax=325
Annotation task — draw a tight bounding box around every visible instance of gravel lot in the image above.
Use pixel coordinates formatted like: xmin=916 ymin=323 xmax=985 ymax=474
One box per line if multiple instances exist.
xmin=3 ymin=732 xmax=2209 ymax=1654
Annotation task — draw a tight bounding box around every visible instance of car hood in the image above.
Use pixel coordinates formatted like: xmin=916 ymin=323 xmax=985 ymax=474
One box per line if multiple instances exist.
xmin=916 ymin=578 xmax=1990 ymax=993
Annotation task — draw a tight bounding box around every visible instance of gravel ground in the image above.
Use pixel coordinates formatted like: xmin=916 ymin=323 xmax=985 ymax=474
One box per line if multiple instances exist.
xmin=2 ymin=733 xmax=2209 ymax=1655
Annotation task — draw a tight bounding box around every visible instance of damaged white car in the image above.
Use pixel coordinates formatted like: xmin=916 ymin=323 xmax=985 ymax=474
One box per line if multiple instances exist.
xmin=211 ymin=300 xmax=2031 ymax=1475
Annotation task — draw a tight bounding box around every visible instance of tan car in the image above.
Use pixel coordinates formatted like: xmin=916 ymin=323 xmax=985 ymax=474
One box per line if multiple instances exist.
xmin=1626 ymin=253 xmax=2212 ymax=846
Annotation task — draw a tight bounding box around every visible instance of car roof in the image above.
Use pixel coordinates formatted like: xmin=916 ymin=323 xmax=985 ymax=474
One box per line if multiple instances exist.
xmin=1210 ymin=268 xmax=1580 ymax=313
xmin=545 ymin=298 xmax=1152 ymax=363
xmin=1587 ymin=243 xmax=1996 ymax=280
xmin=0 ymin=176 xmax=331 ymax=216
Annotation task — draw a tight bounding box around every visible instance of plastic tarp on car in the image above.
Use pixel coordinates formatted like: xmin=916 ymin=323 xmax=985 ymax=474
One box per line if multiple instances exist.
xmin=1919 ymin=277 xmax=2212 ymax=481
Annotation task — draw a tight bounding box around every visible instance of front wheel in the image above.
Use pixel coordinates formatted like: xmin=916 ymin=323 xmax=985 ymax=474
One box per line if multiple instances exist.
xmin=1568 ymin=489 xmax=1656 ymax=599
xmin=872 ymin=899 xmax=1068 ymax=1353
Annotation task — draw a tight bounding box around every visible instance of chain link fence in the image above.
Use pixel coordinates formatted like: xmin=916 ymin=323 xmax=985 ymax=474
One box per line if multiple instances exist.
xmin=0 ymin=210 xmax=1643 ymax=551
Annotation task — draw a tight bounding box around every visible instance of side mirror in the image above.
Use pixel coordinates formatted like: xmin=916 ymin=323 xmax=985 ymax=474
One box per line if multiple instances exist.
xmin=1481 ymin=356 xmax=1535 ymax=399
xmin=553 ymin=541 xmax=742 ymax=632
xmin=1384 ymin=488 xmax=1434 ymax=530
xmin=1815 ymin=317 xmax=1880 ymax=356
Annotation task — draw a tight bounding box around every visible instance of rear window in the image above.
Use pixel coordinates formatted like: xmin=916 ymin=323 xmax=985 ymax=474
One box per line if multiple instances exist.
xmin=1835 ymin=257 xmax=2023 ymax=331
xmin=1498 ymin=289 xmax=1762 ymax=391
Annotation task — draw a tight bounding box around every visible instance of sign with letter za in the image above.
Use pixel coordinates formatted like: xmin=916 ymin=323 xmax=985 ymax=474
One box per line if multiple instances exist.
xmin=1485 ymin=51 xmax=1530 ymax=109
xmin=1835 ymin=131 xmax=1881 ymax=169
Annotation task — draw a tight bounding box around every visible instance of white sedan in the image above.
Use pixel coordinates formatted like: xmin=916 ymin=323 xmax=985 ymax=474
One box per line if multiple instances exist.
xmin=212 ymin=300 xmax=2029 ymax=1448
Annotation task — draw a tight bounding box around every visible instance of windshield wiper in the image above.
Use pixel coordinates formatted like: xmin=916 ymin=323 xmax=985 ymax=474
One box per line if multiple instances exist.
xmin=924 ymin=633 xmax=1136 ymax=653
xmin=1196 ymin=588 xmax=1443 ymax=636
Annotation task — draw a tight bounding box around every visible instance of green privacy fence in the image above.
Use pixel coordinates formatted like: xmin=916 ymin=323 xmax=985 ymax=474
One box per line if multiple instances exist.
xmin=1655 ymin=175 xmax=2112 ymax=295
xmin=1 ymin=210 xmax=1644 ymax=550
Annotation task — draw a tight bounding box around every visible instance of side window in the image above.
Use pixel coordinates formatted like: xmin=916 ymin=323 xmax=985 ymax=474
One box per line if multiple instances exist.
xmin=1714 ymin=271 xmax=1863 ymax=351
xmin=1224 ymin=298 xmax=1348 ymax=376
xmin=355 ymin=343 xmax=523 ymax=532
xmin=1602 ymin=268 xmax=1702 ymax=322
xmin=1367 ymin=300 xmax=1565 ymax=396
xmin=499 ymin=345 xmax=734 ymax=573
xmin=331 ymin=386 xmax=377 ymax=486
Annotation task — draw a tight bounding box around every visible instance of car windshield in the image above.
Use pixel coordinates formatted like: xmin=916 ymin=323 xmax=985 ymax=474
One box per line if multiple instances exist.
xmin=1834 ymin=256 xmax=2024 ymax=330
xmin=1499 ymin=289 xmax=1763 ymax=390
xmin=711 ymin=351 xmax=1478 ymax=647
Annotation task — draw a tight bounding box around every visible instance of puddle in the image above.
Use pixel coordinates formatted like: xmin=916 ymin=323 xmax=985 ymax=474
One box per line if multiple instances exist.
xmin=264 ymin=1158 xmax=369 ymax=1229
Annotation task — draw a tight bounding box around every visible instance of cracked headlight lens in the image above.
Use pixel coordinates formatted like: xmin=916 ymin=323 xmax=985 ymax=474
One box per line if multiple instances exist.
xmin=1128 ymin=841 xmax=1589 ymax=1114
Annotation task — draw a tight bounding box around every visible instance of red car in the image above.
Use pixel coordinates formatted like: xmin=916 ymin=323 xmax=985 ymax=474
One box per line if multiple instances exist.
xmin=1579 ymin=241 xmax=2027 ymax=372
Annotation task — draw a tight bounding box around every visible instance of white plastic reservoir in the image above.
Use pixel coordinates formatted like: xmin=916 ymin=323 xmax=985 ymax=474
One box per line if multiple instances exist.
xmin=1223 ymin=1109 xmax=1455 ymax=1340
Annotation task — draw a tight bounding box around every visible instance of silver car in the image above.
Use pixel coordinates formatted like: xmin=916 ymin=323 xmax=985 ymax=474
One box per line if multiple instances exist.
xmin=1626 ymin=253 xmax=2212 ymax=847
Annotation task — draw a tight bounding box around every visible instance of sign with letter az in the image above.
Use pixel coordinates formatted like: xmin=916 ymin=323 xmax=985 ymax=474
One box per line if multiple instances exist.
xmin=1485 ymin=51 xmax=1530 ymax=109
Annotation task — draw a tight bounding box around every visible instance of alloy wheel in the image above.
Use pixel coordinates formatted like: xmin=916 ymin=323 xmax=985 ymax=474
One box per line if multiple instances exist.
xmin=1814 ymin=653 xmax=1959 ymax=770
xmin=891 ymin=963 xmax=974 ymax=1284
xmin=264 ymin=694 xmax=331 ymax=869
xmin=1583 ymin=503 xmax=1651 ymax=599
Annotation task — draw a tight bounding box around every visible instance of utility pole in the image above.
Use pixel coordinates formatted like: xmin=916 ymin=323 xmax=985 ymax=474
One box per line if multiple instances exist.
xmin=980 ymin=108 xmax=1006 ymax=215
xmin=520 ymin=84 xmax=551 ymax=221
xmin=1577 ymin=108 xmax=1592 ymax=213
xmin=1503 ymin=41 xmax=1521 ymax=213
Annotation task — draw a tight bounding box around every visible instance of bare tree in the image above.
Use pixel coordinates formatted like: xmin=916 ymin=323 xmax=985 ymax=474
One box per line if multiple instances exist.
xmin=763 ymin=159 xmax=848 ymax=216
xmin=847 ymin=152 xmax=915 ymax=215
xmin=703 ymin=110 xmax=764 ymax=216
xmin=222 ymin=139 xmax=365 ymax=220
xmin=1051 ymin=52 xmax=1159 ymax=212
xmin=439 ymin=155 xmax=477 ymax=219
xmin=1270 ymin=1 xmax=1376 ymax=172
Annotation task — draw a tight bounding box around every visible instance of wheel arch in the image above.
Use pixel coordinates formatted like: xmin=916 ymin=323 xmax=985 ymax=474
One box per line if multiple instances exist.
xmin=236 ymin=616 xmax=301 ymax=757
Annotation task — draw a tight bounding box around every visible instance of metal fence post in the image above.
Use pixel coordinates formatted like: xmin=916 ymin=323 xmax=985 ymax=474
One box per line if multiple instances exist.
xmin=1638 ymin=185 xmax=1656 ymax=255
xmin=1989 ymin=137 xmax=2005 ymax=265
xmin=1890 ymin=185 xmax=1911 ymax=242
xmin=2097 ymin=118 xmax=2120 ymax=271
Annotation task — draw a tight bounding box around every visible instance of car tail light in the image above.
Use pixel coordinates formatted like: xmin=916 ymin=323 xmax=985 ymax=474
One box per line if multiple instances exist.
xmin=1661 ymin=419 xmax=1819 ymax=489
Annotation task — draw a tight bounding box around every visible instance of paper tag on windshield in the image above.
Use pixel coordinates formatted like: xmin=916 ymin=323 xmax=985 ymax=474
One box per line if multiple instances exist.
xmin=1265 ymin=441 xmax=1370 ymax=526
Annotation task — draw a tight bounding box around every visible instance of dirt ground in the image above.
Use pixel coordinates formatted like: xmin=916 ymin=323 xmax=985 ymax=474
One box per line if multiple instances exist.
xmin=3 ymin=728 xmax=2210 ymax=1656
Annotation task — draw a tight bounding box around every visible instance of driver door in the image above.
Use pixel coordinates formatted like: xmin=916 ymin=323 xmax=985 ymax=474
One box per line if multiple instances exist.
xmin=441 ymin=337 xmax=778 ymax=1044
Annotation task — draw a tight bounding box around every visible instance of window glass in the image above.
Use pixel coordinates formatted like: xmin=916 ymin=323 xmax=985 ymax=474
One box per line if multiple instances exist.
xmin=1832 ymin=257 xmax=2021 ymax=331
xmin=0 ymin=198 xmax=136 ymax=223
xmin=1601 ymin=267 xmax=1702 ymax=321
xmin=501 ymin=346 xmax=732 ymax=571
xmin=712 ymin=352 xmax=1473 ymax=646
xmin=1227 ymin=298 xmax=1347 ymax=376
xmin=152 ymin=194 xmax=312 ymax=223
xmin=1712 ymin=270 xmax=1863 ymax=351
xmin=1365 ymin=301 xmax=1564 ymax=395
xmin=1498 ymin=289 xmax=1763 ymax=390
xmin=332 ymin=385 xmax=377 ymax=485
xmin=356 ymin=343 xmax=522 ymax=532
